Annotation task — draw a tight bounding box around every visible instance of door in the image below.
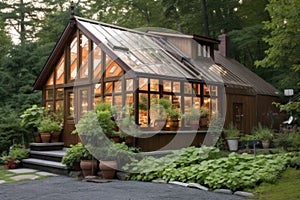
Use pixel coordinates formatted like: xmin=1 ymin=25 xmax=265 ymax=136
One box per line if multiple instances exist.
xmin=233 ymin=103 xmax=244 ymax=132
xmin=63 ymin=87 xmax=92 ymax=146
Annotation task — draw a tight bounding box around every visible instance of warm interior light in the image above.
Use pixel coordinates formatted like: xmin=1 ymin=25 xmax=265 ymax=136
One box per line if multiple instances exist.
xmin=110 ymin=65 xmax=117 ymax=74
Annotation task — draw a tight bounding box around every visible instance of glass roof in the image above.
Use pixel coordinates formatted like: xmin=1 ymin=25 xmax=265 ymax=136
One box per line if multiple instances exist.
xmin=77 ymin=18 xmax=222 ymax=82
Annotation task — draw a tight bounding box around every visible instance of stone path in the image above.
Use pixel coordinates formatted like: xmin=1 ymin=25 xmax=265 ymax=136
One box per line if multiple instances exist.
xmin=0 ymin=168 xmax=58 ymax=184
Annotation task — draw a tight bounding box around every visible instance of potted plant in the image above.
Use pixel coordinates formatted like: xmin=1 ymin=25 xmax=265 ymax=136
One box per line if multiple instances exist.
xmin=38 ymin=118 xmax=62 ymax=143
xmin=62 ymin=143 xmax=86 ymax=171
xmin=254 ymin=123 xmax=274 ymax=149
xmin=151 ymin=98 xmax=172 ymax=130
xmin=20 ymin=105 xmax=46 ymax=143
xmin=1 ymin=145 xmax=29 ymax=169
xmin=184 ymin=107 xmax=201 ymax=130
xmin=167 ymin=105 xmax=182 ymax=131
xmin=199 ymin=106 xmax=209 ymax=128
xmin=223 ymin=122 xmax=240 ymax=151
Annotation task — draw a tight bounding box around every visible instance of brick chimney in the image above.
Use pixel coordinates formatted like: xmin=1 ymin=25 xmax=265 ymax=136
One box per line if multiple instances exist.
xmin=218 ymin=28 xmax=229 ymax=57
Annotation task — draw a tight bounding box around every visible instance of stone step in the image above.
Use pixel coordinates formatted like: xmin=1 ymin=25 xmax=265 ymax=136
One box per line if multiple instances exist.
xmin=29 ymin=150 xmax=66 ymax=162
xmin=22 ymin=158 xmax=68 ymax=176
xmin=29 ymin=142 xmax=64 ymax=151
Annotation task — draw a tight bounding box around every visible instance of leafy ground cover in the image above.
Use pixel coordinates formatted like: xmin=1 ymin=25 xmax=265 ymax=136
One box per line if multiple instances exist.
xmin=123 ymin=146 xmax=299 ymax=191
xmin=247 ymin=168 xmax=300 ymax=200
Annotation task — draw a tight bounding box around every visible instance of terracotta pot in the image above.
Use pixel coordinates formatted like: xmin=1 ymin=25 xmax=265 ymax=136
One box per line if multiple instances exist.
xmin=125 ymin=136 xmax=134 ymax=146
xmin=111 ymin=135 xmax=121 ymax=143
xmin=51 ymin=132 xmax=61 ymax=142
xmin=99 ymin=160 xmax=117 ymax=179
xmin=200 ymin=117 xmax=208 ymax=128
xmin=262 ymin=142 xmax=270 ymax=149
xmin=153 ymin=119 xmax=166 ymax=131
xmin=40 ymin=133 xmax=51 ymax=143
xmin=33 ymin=131 xmax=41 ymax=143
xmin=168 ymin=119 xmax=179 ymax=131
xmin=189 ymin=120 xmax=199 ymax=130
xmin=80 ymin=160 xmax=98 ymax=177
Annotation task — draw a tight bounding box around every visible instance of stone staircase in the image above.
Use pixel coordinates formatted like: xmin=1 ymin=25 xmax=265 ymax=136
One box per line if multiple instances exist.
xmin=22 ymin=143 xmax=69 ymax=176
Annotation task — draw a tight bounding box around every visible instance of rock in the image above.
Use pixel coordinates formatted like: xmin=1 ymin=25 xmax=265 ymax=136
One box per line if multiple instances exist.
xmin=168 ymin=181 xmax=189 ymax=187
xmin=214 ymin=189 xmax=233 ymax=194
xmin=234 ymin=191 xmax=255 ymax=197
xmin=187 ymin=183 xmax=209 ymax=191
xmin=11 ymin=174 xmax=39 ymax=181
xmin=0 ymin=180 xmax=6 ymax=184
xmin=69 ymin=171 xmax=82 ymax=178
xmin=8 ymin=168 xmax=37 ymax=174
xmin=116 ymin=171 xmax=130 ymax=180
xmin=36 ymin=171 xmax=58 ymax=176
xmin=152 ymin=179 xmax=167 ymax=184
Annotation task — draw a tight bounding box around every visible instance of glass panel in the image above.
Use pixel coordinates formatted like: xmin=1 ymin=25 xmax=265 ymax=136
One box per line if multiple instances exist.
xmin=94 ymin=83 xmax=101 ymax=96
xmin=184 ymin=82 xmax=193 ymax=94
xmin=105 ymin=82 xmax=113 ymax=94
xmin=80 ymin=35 xmax=89 ymax=79
xmin=126 ymin=79 xmax=133 ymax=91
xmin=210 ymin=85 xmax=218 ymax=96
xmin=114 ymin=81 xmax=122 ymax=93
xmin=163 ymin=80 xmax=171 ymax=92
xmin=211 ymin=98 xmax=217 ymax=116
xmin=173 ymin=95 xmax=181 ymax=108
xmin=67 ymin=92 xmax=74 ymax=118
xmin=94 ymin=97 xmax=101 ymax=106
xmin=56 ymin=55 xmax=64 ymax=85
xmin=93 ymin=44 xmax=102 ymax=79
xmin=139 ymin=93 xmax=148 ymax=127
xmin=70 ymin=36 xmax=78 ymax=80
xmin=106 ymin=55 xmax=123 ymax=77
xmin=173 ymin=81 xmax=180 ymax=93
xmin=204 ymin=84 xmax=210 ymax=95
xmin=113 ymin=95 xmax=122 ymax=110
xmin=46 ymin=89 xmax=54 ymax=99
xmin=184 ymin=97 xmax=192 ymax=113
xmin=203 ymin=97 xmax=210 ymax=108
xmin=194 ymin=97 xmax=201 ymax=109
xmin=150 ymin=79 xmax=159 ymax=92
xmin=55 ymin=100 xmax=64 ymax=123
xmin=79 ymin=90 xmax=88 ymax=117
xmin=56 ymin=88 xmax=64 ymax=99
xmin=193 ymin=83 xmax=200 ymax=95
xmin=45 ymin=101 xmax=54 ymax=111
xmin=125 ymin=93 xmax=134 ymax=106
xmin=139 ymin=78 xmax=148 ymax=91
xmin=46 ymin=73 xmax=54 ymax=86
xmin=105 ymin=96 xmax=112 ymax=104
xmin=149 ymin=94 xmax=160 ymax=127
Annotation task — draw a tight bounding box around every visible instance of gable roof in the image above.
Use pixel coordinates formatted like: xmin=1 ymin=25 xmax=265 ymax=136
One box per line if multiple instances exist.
xmin=34 ymin=17 xmax=227 ymax=90
xmin=214 ymin=52 xmax=279 ymax=96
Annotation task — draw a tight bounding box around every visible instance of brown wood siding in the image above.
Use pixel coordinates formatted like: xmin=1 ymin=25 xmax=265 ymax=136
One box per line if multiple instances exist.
xmin=256 ymin=95 xmax=282 ymax=131
xmin=224 ymin=92 xmax=256 ymax=134
xmin=135 ymin=132 xmax=206 ymax=151
xmin=167 ymin=38 xmax=192 ymax=58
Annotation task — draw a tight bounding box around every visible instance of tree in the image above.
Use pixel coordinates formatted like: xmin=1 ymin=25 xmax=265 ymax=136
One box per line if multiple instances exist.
xmin=255 ymin=0 xmax=300 ymax=91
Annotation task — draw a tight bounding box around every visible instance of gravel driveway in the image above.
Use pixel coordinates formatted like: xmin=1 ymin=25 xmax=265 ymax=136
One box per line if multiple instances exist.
xmin=0 ymin=176 xmax=244 ymax=200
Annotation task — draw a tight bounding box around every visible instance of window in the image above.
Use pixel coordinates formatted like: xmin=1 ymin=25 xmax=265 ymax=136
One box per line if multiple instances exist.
xmin=46 ymin=73 xmax=54 ymax=86
xmin=79 ymin=35 xmax=89 ymax=79
xmin=105 ymin=55 xmax=123 ymax=77
xmin=93 ymin=44 xmax=102 ymax=80
xmin=70 ymin=37 xmax=78 ymax=80
xmin=56 ymin=55 xmax=65 ymax=85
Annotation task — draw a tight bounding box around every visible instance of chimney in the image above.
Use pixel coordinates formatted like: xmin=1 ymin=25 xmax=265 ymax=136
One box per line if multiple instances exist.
xmin=218 ymin=28 xmax=229 ymax=57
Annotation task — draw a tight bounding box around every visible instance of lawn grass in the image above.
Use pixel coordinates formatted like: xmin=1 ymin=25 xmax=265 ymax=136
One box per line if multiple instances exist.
xmin=247 ymin=168 xmax=300 ymax=200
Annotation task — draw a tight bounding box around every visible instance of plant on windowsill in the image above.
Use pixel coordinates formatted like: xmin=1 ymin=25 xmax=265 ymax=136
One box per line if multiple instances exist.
xmin=151 ymin=98 xmax=172 ymax=130
xmin=223 ymin=122 xmax=240 ymax=152
xmin=38 ymin=118 xmax=62 ymax=143
xmin=199 ymin=106 xmax=209 ymax=127
xmin=184 ymin=107 xmax=201 ymax=130
xmin=167 ymin=105 xmax=182 ymax=131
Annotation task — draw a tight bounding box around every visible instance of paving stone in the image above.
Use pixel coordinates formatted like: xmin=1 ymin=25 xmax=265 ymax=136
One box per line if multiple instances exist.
xmin=36 ymin=171 xmax=58 ymax=176
xmin=8 ymin=168 xmax=37 ymax=174
xmin=11 ymin=174 xmax=39 ymax=181
xmin=234 ymin=191 xmax=255 ymax=197
xmin=214 ymin=189 xmax=233 ymax=194
xmin=168 ymin=181 xmax=189 ymax=187
xmin=0 ymin=180 xmax=6 ymax=184
xmin=187 ymin=183 xmax=209 ymax=191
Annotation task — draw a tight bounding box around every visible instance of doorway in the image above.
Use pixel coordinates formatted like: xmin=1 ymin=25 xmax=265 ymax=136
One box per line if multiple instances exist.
xmin=233 ymin=103 xmax=244 ymax=132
